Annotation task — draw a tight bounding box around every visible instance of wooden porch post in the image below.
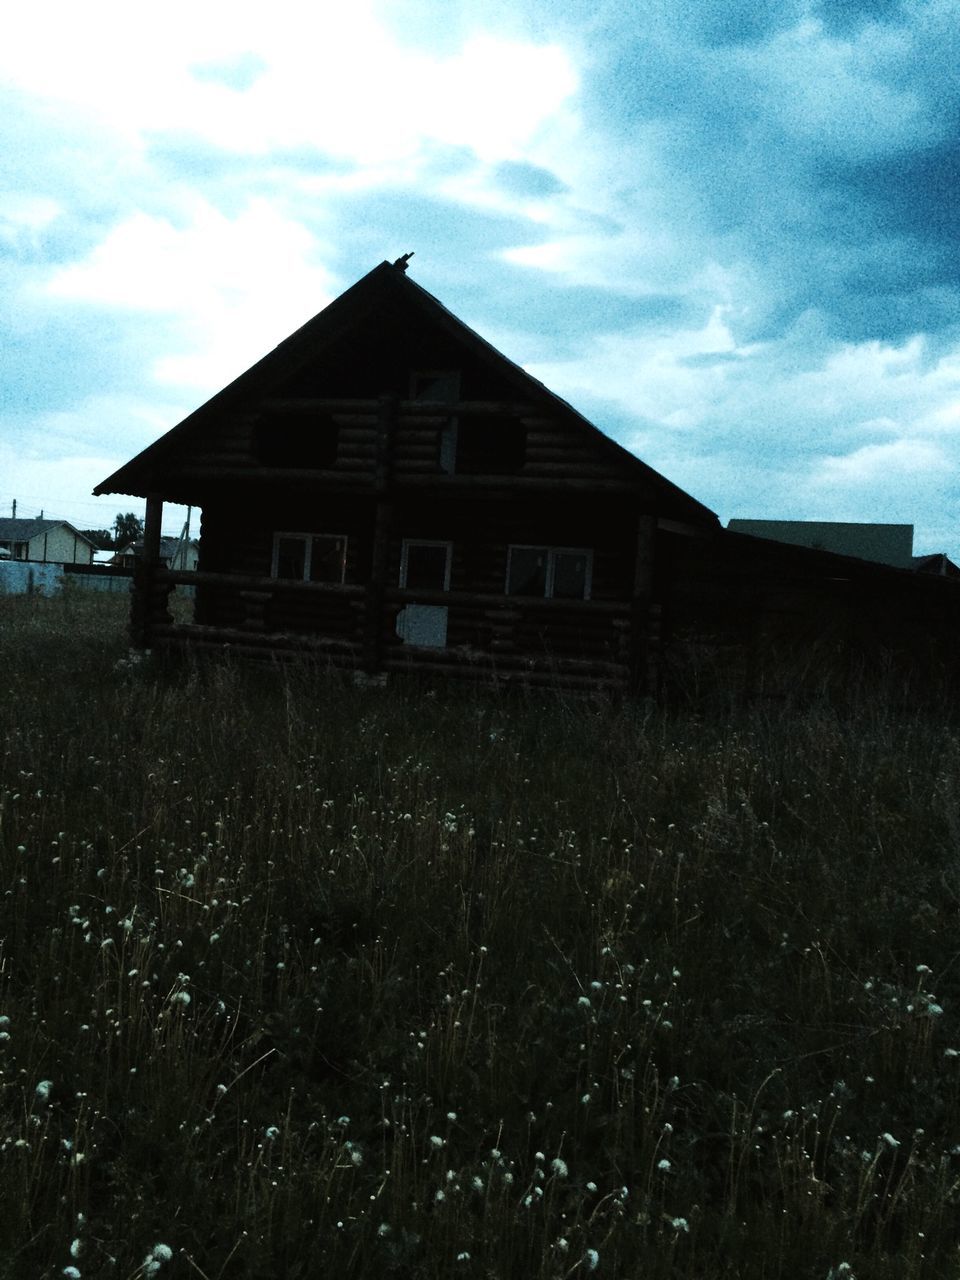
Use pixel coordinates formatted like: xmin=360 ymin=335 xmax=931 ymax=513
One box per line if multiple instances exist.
xmin=362 ymin=394 xmax=397 ymax=674
xmin=130 ymin=494 xmax=165 ymax=648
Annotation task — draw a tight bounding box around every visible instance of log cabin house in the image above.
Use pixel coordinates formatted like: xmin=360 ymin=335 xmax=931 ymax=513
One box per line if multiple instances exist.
xmin=94 ymin=258 xmax=720 ymax=691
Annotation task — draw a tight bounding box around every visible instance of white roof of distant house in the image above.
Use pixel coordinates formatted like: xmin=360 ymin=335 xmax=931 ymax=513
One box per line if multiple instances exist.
xmin=726 ymin=520 xmax=915 ymax=569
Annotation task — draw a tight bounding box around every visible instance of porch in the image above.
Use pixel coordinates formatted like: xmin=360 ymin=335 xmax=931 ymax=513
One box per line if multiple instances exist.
xmin=139 ymin=567 xmax=646 ymax=691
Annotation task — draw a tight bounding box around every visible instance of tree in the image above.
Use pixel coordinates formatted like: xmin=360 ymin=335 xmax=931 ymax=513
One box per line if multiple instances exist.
xmin=113 ymin=512 xmax=144 ymax=549
xmin=79 ymin=528 xmax=114 ymax=550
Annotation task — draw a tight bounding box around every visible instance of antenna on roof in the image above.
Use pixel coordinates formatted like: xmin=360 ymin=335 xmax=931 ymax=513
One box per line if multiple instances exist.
xmin=393 ymin=252 xmax=414 ymax=272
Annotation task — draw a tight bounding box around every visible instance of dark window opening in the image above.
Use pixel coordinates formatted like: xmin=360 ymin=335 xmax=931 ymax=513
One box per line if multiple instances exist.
xmin=401 ymin=541 xmax=451 ymax=591
xmin=506 ymin=546 xmax=592 ymax=600
xmin=457 ymin=416 xmax=525 ymax=474
xmin=411 ymin=371 xmax=460 ymax=473
xmin=272 ymin=533 xmax=347 ymax=582
xmin=255 ymin=413 xmax=339 ymax=468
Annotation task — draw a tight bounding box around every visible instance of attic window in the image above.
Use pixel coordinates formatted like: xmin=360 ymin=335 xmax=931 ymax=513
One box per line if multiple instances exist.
xmin=255 ymin=411 xmax=339 ymax=468
xmin=411 ymin=371 xmax=460 ymax=473
xmin=456 ymin=415 xmax=525 ymax=475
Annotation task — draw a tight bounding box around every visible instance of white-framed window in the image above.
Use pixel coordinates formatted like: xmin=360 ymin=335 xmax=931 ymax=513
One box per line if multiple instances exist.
xmin=400 ymin=539 xmax=452 ymax=591
xmin=506 ymin=545 xmax=593 ymax=600
xmin=271 ymin=533 xmax=347 ymax=583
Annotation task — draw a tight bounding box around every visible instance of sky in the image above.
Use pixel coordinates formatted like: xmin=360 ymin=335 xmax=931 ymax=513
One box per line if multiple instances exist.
xmin=1 ymin=0 xmax=958 ymax=556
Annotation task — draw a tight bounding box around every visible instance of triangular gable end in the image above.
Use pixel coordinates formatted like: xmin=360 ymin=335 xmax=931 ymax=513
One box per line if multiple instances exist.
xmin=95 ymin=261 xmax=717 ymax=528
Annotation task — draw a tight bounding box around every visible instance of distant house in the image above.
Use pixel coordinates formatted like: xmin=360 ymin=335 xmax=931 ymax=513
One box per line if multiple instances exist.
xmin=0 ymin=518 xmax=96 ymax=565
xmin=726 ymin=520 xmax=916 ymax=568
xmin=113 ymin=536 xmax=199 ymax=571
xmin=912 ymin=553 xmax=960 ymax=578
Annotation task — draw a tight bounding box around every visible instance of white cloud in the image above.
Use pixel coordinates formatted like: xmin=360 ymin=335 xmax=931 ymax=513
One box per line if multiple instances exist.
xmin=814 ymin=438 xmax=946 ymax=485
xmin=44 ymin=199 xmax=336 ymax=390
xmin=0 ymin=4 xmax=577 ymax=166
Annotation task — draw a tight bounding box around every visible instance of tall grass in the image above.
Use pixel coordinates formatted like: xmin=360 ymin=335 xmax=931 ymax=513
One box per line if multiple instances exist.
xmin=2 ymin=590 xmax=960 ymax=1278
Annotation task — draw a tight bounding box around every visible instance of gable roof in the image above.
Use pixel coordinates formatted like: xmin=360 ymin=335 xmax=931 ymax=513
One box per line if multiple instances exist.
xmin=95 ymin=260 xmax=717 ymax=527
xmin=0 ymin=517 xmax=96 ymax=547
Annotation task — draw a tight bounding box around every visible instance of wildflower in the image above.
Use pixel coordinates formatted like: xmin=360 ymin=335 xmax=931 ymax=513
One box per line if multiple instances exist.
xmin=70 ymin=1239 xmax=83 ymax=1257
xmin=577 ymin=996 xmax=592 ymax=1008
xmin=63 ymin=1269 xmax=81 ymax=1279
xmin=471 ymin=1175 xmax=484 ymax=1192
xmin=880 ymin=1132 xmax=900 ymax=1149
xmin=584 ymin=1249 xmax=600 ymax=1270
xmin=657 ymin=1158 xmax=672 ymax=1172
xmin=35 ymin=1079 xmax=53 ymax=1101
xmin=265 ymin=1126 xmax=280 ymax=1140
xmin=670 ymin=1217 xmax=689 ymax=1232
xmin=378 ymin=1224 xmax=391 ymax=1238
xmin=446 ymin=1111 xmax=457 ymax=1122
xmin=430 ymin=1135 xmax=445 ymax=1149
xmin=0 ymin=1016 xmax=9 ymax=1027
xmin=550 ymin=1157 xmax=568 ymax=1178
xmin=457 ymin=1252 xmax=470 ymax=1262
xmin=170 ymin=991 xmax=191 ymax=1007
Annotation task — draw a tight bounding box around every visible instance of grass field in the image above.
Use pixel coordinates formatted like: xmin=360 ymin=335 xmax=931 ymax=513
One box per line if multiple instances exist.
xmin=2 ymin=589 xmax=960 ymax=1278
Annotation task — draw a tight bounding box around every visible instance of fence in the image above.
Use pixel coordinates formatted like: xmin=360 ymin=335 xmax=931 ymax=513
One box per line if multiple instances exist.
xmin=0 ymin=560 xmax=65 ymax=596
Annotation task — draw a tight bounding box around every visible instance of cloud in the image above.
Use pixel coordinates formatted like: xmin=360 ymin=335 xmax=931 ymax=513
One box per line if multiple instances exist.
xmin=43 ymin=199 xmax=336 ymax=390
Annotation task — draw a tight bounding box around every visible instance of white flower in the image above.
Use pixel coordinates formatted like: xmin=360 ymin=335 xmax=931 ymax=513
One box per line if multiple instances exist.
xmin=671 ymin=1217 xmax=689 ymax=1232
xmin=63 ymin=1269 xmax=81 ymax=1279
xmin=35 ymin=1080 xmax=53 ymax=1101
xmin=880 ymin=1132 xmax=900 ymax=1149
xmin=584 ymin=1248 xmax=600 ymax=1270
xmin=550 ymin=1157 xmax=568 ymax=1178
xmin=429 ymin=1135 xmax=445 ymax=1149
xmin=657 ymin=1158 xmax=672 ymax=1172
xmin=264 ymin=1126 xmax=280 ymax=1140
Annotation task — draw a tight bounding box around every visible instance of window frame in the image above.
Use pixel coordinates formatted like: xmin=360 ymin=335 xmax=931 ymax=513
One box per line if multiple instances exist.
xmin=270 ymin=532 xmax=348 ymax=583
xmin=505 ymin=544 xmax=593 ymax=601
xmin=410 ymin=370 xmax=461 ymax=474
xmin=399 ymin=539 xmax=453 ymax=591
